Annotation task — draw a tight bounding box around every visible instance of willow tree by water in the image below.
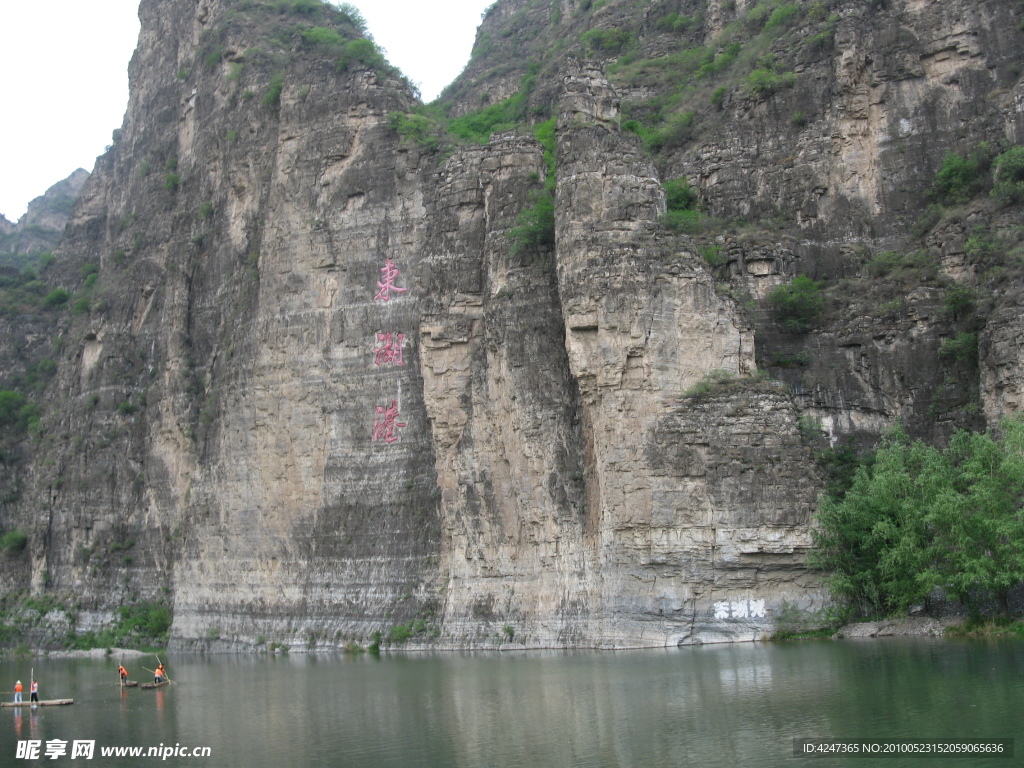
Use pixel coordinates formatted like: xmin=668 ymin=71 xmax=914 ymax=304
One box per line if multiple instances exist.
xmin=810 ymin=418 xmax=1024 ymax=618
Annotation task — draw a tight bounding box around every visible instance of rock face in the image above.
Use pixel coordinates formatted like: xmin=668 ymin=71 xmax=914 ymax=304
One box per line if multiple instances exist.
xmin=0 ymin=169 xmax=89 ymax=257
xmin=547 ymin=65 xmax=819 ymax=646
xmin=2 ymin=0 xmax=1024 ymax=650
xmin=418 ymin=131 xmax=594 ymax=645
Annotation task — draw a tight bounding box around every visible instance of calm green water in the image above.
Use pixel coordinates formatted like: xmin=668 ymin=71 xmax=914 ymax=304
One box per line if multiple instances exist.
xmin=0 ymin=638 xmax=1021 ymax=767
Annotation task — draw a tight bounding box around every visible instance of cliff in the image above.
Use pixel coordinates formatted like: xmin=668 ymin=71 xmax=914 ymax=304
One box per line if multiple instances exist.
xmin=0 ymin=169 xmax=89 ymax=262
xmin=1 ymin=0 xmax=1023 ymax=650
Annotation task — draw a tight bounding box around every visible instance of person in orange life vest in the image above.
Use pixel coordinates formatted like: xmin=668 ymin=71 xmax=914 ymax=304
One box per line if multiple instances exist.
xmin=30 ymin=680 xmax=38 ymax=703
xmin=154 ymin=664 xmax=165 ymax=684
xmin=119 ymin=665 xmax=128 ymax=684
xmin=13 ymin=680 xmax=22 ymax=703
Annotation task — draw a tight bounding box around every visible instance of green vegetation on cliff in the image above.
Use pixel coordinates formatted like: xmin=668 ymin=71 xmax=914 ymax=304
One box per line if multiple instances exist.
xmin=389 ymin=63 xmax=547 ymax=151
xmin=66 ymin=602 xmax=172 ymax=651
xmin=0 ymin=259 xmax=65 ymax=317
xmin=931 ymin=144 xmax=995 ymax=205
xmin=509 ymin=117 xmax=557 ymax=253
xmin=661 ymin=176 xmax=701 ymax=232
xmin=0 ymin=252 xmax=68 ymax=507
xmin=810 ymin=418 xmax=1024 ymax=619
xmin=0 ymin=391 xmax=40 ymax=438
xmin=0 ymin=592 xmax=172 ymax=653
xmin=608 ymin=0 xmax=819 ymax=155
xmin=768 ymin=275 xmax=824 ymax=333
xmin=387 ymin=64 xmax=558 ymax=254
xmin=205 ymin=0 xmax=409 ymax=115
xmin=930 ymin=140 xmax=1024 ymax=210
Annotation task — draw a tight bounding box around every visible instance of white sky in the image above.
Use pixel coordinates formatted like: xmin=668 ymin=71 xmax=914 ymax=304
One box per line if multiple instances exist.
xmin=0 ymin=0 xmax=492 ymax=223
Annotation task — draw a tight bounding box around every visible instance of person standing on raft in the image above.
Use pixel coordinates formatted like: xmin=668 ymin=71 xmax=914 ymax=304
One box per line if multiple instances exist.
xmin=13 ymin=680 xmax=22 ymax=703
xmin=30 ymin=680 xmax=38 ymax=703
xmin=119 ymin=665 xmax=128 ymax=685
xmin=154 ymin=664 xmax=165 ymax=684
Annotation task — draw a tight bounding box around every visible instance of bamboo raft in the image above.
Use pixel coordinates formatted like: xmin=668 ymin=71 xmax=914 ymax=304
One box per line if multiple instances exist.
xmin=121 ymin=681 xmax=139 ymax=688
xmin=140 ymin=681 xmax=168 ymax=689
xmin=2 ymin=699 xmax=74 ymax=707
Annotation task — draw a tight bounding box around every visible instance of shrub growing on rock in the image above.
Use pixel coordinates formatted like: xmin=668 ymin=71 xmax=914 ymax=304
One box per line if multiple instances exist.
xmin=768 ymin=275 xmax=823 ymax=333
xmin=991 ymin=146 xmax=1024 ymax=206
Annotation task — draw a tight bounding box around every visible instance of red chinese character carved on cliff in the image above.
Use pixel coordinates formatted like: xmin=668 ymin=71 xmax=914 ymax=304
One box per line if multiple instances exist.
xmin=373 ymin=258 xmax=408 ymax=302
xmin=374 ymin=332 xmax=405 ymax=366
xmin=372 ymin=399 xmax=407 ymax=444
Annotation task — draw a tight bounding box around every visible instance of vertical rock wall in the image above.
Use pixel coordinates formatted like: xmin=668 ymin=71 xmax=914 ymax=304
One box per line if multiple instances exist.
xmin=419 ymin=135 xmax=597 ymax=646
xmin=171 ymin=55 xmax=443 ymax=645
xmin=552 ymin=65 xmax=821 ymax=645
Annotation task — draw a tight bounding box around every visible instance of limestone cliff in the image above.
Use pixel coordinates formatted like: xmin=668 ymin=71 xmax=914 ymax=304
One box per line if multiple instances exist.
xmin=2 ymin=0 xmax=1023 ymax=650
xmin=0 ymin=169 xmax=89 ymax=259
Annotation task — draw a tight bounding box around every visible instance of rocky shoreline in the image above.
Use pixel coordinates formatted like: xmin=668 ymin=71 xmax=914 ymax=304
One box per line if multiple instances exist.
xmin=832 ymin=617 xmax=965 ymax=638
xmin=38 ymin=647 xmax=153 ymax=659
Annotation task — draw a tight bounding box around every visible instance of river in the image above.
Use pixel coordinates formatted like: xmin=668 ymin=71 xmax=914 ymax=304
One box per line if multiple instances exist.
xmin=0 ymin=637 xmax=1021 ymax=767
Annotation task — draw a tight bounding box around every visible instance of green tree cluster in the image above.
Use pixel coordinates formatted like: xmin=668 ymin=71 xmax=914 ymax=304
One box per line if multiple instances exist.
xmin=582 ymin=27 xmax=634 ymax=55
xmin=929 ymin=142 xmax=1024 ymax=207
xmin=263 ymin=73 xmax=285 ymax=110
xmin=767 ymin=275 xmax=824 ymax=333
xmin=932 ymin=145 xmax=993 ymax=205
xmin=655 ymin=11 xmax=702 ymax=34
xmin=991 ymin=146 xmax=1024 ymax=206
xmin=623 ymin=112 xmax=696 ymax=152
xmin=0 ymin=530 xmax=27 ymax=553
xmin=388 ymin=63 xmax=542 ymax=151
xmin=743 ymin=65 xmax=796 ymax=97
xmin=447 ymin=93 xmax=527 ymax=144
xmin=0 ymin=263 xmax=65 ymax=316
xmin=938 ymin=332 xmax=978 ymax=364
xmin=300 ymin=26 xmax=343 ymax=47
xmin=335 ymin=38 xmax=387 ymax=73
xmin=810 ymin=420 xmax=1024 ymax=618
xmin=0 ymin=391 xmax=39 ymax=436
xmin=661 ymin=176 xmax=700 ymax=233
xmin=387 ymin=112 xmax=442 ymax=151
xmin=664 ymin=177 xmax=698 ymax=211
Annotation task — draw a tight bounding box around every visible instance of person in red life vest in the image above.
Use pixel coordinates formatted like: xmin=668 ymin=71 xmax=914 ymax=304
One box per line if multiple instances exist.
xmin=154 ymin=664 xmax=165 ymax=684
xmin=30 ymin=679 xmax=38 ymax=703
xmin=119 ymin=665 xmax=128 ymax=684
xmin=13 ymin=680 xmax=22 ymax=703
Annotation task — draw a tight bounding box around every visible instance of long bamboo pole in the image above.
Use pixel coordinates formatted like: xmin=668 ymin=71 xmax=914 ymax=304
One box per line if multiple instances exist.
xmin=156 ymin=655 xmax=175 ymax=684
xmin=143 ymin=665 xmax=176 ymax=685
